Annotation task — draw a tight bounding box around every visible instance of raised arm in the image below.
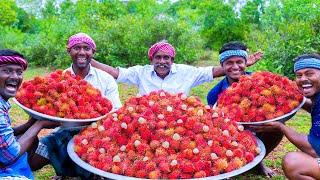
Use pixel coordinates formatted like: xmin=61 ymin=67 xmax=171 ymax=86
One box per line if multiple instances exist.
xmin=247 ymin=51 xmax=263 ymax=66
xmin=91 ymin=59 xmax=119 ymax=79
xmin=211 ymin=51 xmax=264 ymax=78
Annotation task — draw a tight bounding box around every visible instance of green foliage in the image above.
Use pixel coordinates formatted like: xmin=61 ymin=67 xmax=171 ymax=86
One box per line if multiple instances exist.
xmin=240 ymin=0 xmax=264 ymax=26
xmin=13 ymin=7 xmax=37 ymax=32
xmin=0 ymin=26 xmax=25 ymax=50
xmin=0 ymin=0 xmax=18 ymax=26
xmin=252 ymin=0 xmax=320 ymax=78
xmin=1 ymin=0 xmax=320 ymax=77
xmin=1 ymin=0 xmax=204 ymax=68
xmin=94 ymin=15 xmax=204 ymax=67
xmin=199 ymin=0 xmax=247 ymax=49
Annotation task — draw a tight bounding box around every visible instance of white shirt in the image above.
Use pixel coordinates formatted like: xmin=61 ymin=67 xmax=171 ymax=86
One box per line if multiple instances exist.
xmin=117 ymin=63 xmax=214 ymax=95
xmin=66 ymin=64 xmax=122 ymax=109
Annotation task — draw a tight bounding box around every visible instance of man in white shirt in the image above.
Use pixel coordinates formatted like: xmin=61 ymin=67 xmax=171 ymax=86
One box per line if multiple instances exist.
xmin=64 ymin=65 xmax=121 ymax=109
xmin=30 ymin=33 xmax=121 ymax=178
xmin=65 ymin=33 xmax=121 ymax=109
xmin=91 ymin=41 xmax=262 ymax=95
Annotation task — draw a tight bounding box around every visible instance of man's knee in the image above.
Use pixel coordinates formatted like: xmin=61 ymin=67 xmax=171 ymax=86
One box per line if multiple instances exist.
xmin=27 ymin=137 xmax=39 ymax=160
xmin=282 ymin=152 xmax=299 ymax=177
xmin=29 ymin=153 xmax=50 ymax=171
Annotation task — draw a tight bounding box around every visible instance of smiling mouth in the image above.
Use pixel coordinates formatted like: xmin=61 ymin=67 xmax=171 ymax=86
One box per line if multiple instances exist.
xmin=231 ymin=71 xmax=242 ymax=75
xmin=155 ymin=65 xmax=169 ymax=71
xmin=301 ymin=84 xmax=312 ymax=90
xmin=298 ymin=83 xmax=315 ymax=95
xmin=5 ymin=83 xmax=18 ymax=92
xmin=77 ymin=57 xmax=87 ymax=63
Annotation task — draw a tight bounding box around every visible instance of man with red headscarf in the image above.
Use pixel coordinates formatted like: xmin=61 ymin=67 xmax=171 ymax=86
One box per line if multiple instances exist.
xmin=0 ymin=49 xmax=59 ymax=179
xmin=30 ymin=33 xmax=121 ymax=179
xmin=91 ymin=40 xmax=262 ymax=95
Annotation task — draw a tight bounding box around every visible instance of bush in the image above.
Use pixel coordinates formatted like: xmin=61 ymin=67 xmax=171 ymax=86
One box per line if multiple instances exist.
xmin=93 ymin=15 xmax=204 ymax=67
xmin=249 ymin=1 xmax=320 ymax=79
xmin=0 ymin=26 xmax=25 ymax=52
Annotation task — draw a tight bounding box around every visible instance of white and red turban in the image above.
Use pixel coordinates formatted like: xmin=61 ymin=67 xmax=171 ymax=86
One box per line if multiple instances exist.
xmin=0 ymin=55 xmax=28 ymax=70
xmin=67 ymin=33 xmax=96 ymax=51
xmin=148 ymin=41 xmax=176 ymax=60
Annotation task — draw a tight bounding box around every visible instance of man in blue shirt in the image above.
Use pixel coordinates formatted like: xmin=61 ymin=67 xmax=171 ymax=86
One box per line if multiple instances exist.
xmin=206 ymin=41 xmax=282 ymax=177
xmin=207 ymin=41 xmax=260 ymax=105
xmin=0 ymin=49 xmax=58 ymax=179
xmin=254 ymin=53 xmax=320 ymax=179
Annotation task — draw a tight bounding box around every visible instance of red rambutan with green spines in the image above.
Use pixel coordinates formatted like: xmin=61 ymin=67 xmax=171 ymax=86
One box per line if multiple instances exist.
xmin=73 ymin=90 xmax=260 ymax=178
xmin=215 ymin=158 xmax=228 ymax=172
xmin=218 ymin=71 xmax=303 ymax=122
xmin=17 ymin=70 xmax=112 ymax=119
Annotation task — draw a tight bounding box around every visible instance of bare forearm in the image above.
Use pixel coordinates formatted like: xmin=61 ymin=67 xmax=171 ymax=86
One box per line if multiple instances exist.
xmin=17 ymin=121 xmax=43 ymax=155
xmin=279 ymin=124 xmax=317 ymax=157
xmin=212 ymin=67 xmax=225 ymax=78
xmin=13 ymin=119 xmax=34 ymax=136
xmin=91 ymin=59 xmax=119 ymax=79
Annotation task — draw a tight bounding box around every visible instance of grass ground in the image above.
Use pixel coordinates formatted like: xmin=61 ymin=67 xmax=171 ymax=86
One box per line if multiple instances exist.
xmin=10 ymin=59 xmax=311 ymax=179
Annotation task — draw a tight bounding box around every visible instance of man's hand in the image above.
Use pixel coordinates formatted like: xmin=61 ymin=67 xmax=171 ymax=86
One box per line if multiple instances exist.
xmin=249 ymin=121 xmax=283 ymax=133
xmin=247 ymin=51 xmax=263 ymax=66
xmin=36 ymin=120 xmax=61 ymax=129
xmin=26 ymin=117 xmax=37 ymax=125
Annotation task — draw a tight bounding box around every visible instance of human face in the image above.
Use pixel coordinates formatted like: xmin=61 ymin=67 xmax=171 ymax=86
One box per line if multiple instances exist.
xmin=295 ymin=68 xmax=320 ymax=98
xmin=151 ymin=50 xmax=173 ymax=79
xmin=222 ymin=56 xmax=246 ymax=82
xmin=0 ymin=64 xmax=23 ymax=101
xmin=68 ymin=42 xmax=94 ymax=70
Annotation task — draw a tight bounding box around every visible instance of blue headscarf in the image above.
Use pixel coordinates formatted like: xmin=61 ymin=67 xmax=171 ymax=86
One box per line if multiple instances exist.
xmin=294 ymin=58 xmax=320 ymax=72
xmin=219 ymin=50 xmax=248 ymax=64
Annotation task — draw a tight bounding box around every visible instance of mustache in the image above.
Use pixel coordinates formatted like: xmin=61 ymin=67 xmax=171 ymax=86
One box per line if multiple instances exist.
xmin=6 ymin=79 xmax=19 ymax=85
xmin=154 ymin=64 xmax=170 ymax=69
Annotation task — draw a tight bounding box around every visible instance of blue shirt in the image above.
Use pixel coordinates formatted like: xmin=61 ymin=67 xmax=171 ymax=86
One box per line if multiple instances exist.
xmin=310 ymin=92 xmax=320 ymax=137
xmin=207 ymin=72 xmax=252 ymax=106
xmin=0 ymin=96 xmax=33 ymax=179
xmin=117 ymin=63 xmax=214 ymax=95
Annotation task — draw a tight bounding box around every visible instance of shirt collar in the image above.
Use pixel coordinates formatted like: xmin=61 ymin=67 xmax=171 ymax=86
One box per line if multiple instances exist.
xmin=69 ymin=63 xmax=94 ymax=77
xmin=0 ymin=96 xmax=11 ymax=111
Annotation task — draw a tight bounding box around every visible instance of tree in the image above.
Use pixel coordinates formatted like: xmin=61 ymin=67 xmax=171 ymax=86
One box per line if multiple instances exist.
xmin=252 ymin=0 xmax=320 ymax=78
xmin=0 ymin=0 xmax=18 ymax=26
xmin=199 ymin=0 xmax=246 ymax=49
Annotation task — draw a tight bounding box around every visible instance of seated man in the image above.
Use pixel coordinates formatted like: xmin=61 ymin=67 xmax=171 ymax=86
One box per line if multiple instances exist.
xmin=0 ymin=49 xmax=58 ymax=180
xmin=256 ymin=53 xmax=320 ymax=179
xmin=91 ymin=41 xmax=262 ymax=95
xmin=31 ymin=33 xmax=122 ymax=178
xmin=206 ymin=41 xmax=278 ymax=177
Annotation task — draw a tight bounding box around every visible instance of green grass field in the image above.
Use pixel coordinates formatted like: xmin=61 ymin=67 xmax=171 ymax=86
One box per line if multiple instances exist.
xmin=10 ymin=64 xmax=311 ymax=180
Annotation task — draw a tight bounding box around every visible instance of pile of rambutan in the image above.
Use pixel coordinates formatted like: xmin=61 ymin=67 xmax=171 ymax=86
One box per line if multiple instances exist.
xmin=16 ymin=70 xmax=112 ymax=119
xmin=218 ymin=71 xmax=304 ymax=122
xmin=73 ymin=90 xmax=260 ymax=178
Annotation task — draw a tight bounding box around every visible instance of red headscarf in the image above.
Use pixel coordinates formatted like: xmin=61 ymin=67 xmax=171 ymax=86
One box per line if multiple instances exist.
xmin=0 ymin=55 xmax=28 ymax=70
xmin=148 ymin=41 xmax=176 ymax=60
xmin=67 ymin=33 xmax=96 ymax=51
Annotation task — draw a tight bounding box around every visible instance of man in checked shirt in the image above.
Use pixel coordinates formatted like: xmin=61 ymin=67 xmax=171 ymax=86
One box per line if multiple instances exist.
xmin=0 ymin=49 xmax=58 ymax=180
